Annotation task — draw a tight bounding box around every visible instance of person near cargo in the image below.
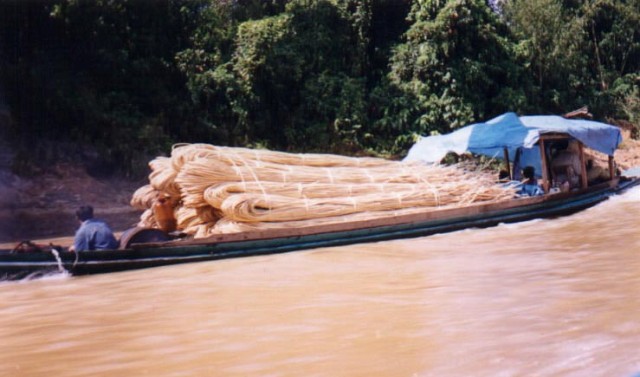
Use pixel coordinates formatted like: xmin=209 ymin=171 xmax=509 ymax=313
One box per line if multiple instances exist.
xmin=551 ymin=140 xmax=582 ymax=190
xmin=69 ymin=205 xmax=118 ymax=252
xmin=519 ymin=166 xmax=544 ymax=197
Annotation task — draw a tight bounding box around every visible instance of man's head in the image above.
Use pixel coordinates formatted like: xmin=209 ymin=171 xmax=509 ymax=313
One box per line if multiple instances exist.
xmin=76 ymin=205 xmax=94 ymax=222
xmin=523 ymin=166 xmax=535 ymax=180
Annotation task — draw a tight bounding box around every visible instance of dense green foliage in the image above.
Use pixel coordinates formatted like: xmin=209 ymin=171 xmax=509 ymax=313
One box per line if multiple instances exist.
xmin=503 ymin=0 xmax=640 ymax=116
xmin=385 ymin=0 xmax=526 ymax=141
xmin=0 ymin=0 xmax=638 ymax=176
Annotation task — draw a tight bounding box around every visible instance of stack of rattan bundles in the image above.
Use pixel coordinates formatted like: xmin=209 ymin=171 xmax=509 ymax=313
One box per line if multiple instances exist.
xmin=131 ymin=144 xmax=516 ymax=238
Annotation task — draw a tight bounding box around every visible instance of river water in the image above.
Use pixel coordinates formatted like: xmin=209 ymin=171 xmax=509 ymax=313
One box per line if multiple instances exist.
xmin=0 ymin=186 xmax=639 ymax=377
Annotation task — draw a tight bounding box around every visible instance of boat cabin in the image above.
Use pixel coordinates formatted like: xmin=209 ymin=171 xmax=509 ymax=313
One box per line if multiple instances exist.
xmin=505 ymin=133 xmax=617 ymax=194
xmin=404 ymin=112 xmax=622 ymax=195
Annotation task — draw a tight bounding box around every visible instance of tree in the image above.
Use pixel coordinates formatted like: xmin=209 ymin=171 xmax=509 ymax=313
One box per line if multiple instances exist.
xmin=175 ymin=1 xmax=244 ymax=144
xmin=178 ymin=0 xmax=375 ymax=153
xmin=503 ymin=0 xmax=640 ymax=123
xmin=0 ymin=0 xmax=205 ymax=175
xmin=582 ymin=0 xmax=640 ymax=90
xmin=580 ymin=0 xmax=640 ymax=122
xmin=502 ymin=0 xmax=592 ymax=113
xmin=384 ymin=0 xmax=526 ymax=142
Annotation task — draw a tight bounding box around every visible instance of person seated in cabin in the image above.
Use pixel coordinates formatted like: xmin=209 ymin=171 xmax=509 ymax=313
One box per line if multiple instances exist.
xmin=586 ymin=159 xmax=609 ymax=185
xmin=566 ymin=165 xmax=581 ymax=190
xmin=69 ymin=205 xmax=119 ymax=252
xmin=518 ymin=166 xmax=544 ymax=197
xmin=552 ymin=164 xmax=581 ymax=192
xmin=551 ymin=140 xmax=582 ymax=185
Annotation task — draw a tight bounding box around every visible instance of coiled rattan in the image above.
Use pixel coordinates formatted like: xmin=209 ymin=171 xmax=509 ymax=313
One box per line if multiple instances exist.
xmin=131 ymin=143 xmax=516 ymax=237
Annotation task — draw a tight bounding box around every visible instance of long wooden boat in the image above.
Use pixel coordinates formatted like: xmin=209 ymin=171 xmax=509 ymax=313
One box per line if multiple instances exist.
xmin=2 ymin=112 xmax=637 ymax=280
xmin=1 ymin=176 xmax=638 ymax=280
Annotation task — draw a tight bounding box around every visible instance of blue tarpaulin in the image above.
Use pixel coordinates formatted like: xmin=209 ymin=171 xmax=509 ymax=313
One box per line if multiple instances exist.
xmin=404 ymin=112 xmax=622 ymax=164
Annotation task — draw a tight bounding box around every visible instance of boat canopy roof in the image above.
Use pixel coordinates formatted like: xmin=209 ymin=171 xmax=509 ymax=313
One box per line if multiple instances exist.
xmin=404 ymin=112 xmax=622 ymax=163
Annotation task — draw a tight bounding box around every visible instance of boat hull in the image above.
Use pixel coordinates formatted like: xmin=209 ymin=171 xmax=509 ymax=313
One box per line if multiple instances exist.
xmin=1 ymin=178 xmax=638 ymax=280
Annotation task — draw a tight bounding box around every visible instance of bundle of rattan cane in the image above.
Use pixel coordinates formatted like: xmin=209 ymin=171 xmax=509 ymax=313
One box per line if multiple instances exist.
xmin=175 ymin=156 xmax=484 ymax=209
xmin=207 ymin=206 xmax=455 ymax=235
xmin=130 ymin=184 xmax=159 ymax=210
xmin=131 ymin=143 xmax=516 ymax=237
xmin=137 ymin=208 xmax=157 ymax=228
xmin=170 ymin=143 xmax=398 ymax=170
xmin=202 ymin=181 xmax=432 ymax=208
xmin=148 ymin=157 xmax=181 ymax=200
xmin=217 ymin=181 xmax=512 ymax=223
xmin=174 ymin=156 xmax=463 ymax=201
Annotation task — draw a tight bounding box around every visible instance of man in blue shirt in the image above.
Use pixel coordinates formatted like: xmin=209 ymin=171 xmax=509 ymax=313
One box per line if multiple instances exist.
xmin=69 ymin=205 xmax=119 ymax=252
xmin=519 ymin=166 xmax=544 ymax=197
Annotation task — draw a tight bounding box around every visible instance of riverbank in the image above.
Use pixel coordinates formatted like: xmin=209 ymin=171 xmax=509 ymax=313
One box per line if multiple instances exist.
xmin=613 ymin=134 xmax=640 ymax=171
xmin=0 ymin=162 xmax=143 ymax=244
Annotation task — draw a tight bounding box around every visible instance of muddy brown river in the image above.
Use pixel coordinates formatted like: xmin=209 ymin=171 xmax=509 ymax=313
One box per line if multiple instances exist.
xmin=0 ymin=186 xmax=639 ymax=377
